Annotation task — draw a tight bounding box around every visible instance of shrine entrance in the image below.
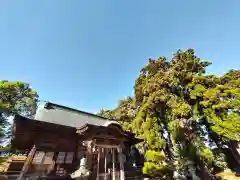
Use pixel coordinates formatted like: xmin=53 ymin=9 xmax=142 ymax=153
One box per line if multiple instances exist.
xmin=77 ymin=123 xmax=130 ymax=180
xmin=93 ymin=145 xmax=125 ymax=180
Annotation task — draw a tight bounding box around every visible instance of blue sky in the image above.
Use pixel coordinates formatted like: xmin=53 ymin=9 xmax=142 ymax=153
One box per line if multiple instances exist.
xmin=0 ymin=0 xmax=240 ymax=113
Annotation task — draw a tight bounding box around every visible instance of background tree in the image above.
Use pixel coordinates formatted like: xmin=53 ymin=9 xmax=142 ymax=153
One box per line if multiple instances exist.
xmin=98 ymin=96 xmax=137 ymax=131
xmin=0 ymin=80 xmax=39 ymax=144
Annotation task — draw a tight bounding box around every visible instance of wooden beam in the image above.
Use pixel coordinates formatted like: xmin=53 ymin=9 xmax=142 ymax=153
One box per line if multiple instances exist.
xmin=95 ymin=144 xmax=120 ymax=149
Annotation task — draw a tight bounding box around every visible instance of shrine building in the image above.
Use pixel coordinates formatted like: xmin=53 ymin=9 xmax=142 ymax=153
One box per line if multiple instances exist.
xmin=11 ymin=102 xmax=143 ymax=180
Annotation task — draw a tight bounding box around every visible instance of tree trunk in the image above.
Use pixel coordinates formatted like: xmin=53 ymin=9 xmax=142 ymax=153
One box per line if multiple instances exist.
xmin=195 ymin=157 xmax=212 ymax=180
xmin=227 ymin=141 xmax=240 ymax=165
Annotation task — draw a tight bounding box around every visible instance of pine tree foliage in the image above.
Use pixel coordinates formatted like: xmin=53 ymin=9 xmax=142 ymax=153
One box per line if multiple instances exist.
xmin=98 ymin=49 xmax=240 ymax=179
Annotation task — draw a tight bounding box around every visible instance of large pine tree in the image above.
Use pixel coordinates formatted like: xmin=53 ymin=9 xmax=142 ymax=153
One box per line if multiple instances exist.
xmin=99 ymin=49 xmax=240 ymax=179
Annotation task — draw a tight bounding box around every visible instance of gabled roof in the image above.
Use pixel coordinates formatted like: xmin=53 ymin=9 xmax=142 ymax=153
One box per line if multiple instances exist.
xmin=34 ymin=102 xmax=120 ymax=128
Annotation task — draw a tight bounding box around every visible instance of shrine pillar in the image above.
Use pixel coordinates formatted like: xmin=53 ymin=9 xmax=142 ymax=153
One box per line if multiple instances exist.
xmin=118 ymin=147 xmax=125 ymax=180
xmin=112 ymin=148 xmax=116 ymax=180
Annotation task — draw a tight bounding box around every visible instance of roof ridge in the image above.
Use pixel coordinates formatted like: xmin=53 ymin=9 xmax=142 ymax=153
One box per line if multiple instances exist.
xmin=44 ymin=102 xmax=116 ymax=121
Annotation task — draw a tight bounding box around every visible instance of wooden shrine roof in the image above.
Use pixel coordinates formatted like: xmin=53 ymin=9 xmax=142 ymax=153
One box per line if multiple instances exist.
xmin=11 ymin=114 xmax=143 ymax=150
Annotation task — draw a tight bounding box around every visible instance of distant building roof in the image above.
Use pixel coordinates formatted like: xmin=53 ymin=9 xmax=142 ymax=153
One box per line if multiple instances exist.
xmin=34 ymin=102 xmax=120 ymax=128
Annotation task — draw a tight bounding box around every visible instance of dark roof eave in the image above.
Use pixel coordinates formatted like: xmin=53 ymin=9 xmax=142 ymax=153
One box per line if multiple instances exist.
xmin=13 ymin=114 xmax=76 ymax=133
xmin=76 ymin=123 xmax=143 ymax=144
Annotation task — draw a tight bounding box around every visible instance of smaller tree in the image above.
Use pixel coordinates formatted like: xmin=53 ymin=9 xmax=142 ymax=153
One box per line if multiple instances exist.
xmin=0 ymin=80 xmax=39 ymax=144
